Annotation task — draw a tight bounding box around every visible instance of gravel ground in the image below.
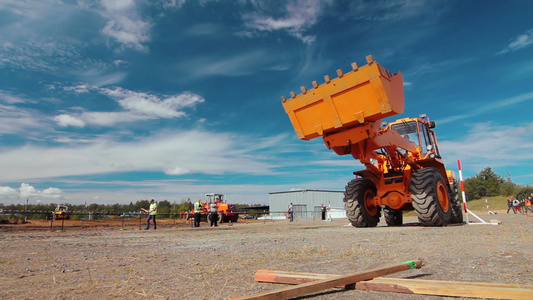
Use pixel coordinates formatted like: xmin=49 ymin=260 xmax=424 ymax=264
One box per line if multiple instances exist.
xmin=1 ymin=211 xmax=532 ymax=299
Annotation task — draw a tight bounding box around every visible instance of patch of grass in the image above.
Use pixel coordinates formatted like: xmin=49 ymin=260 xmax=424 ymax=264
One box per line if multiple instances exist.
xmin=464 ymin=196 xmax=507 ymax=211
xmin=402 ymin=196 xmax=508 ymax=216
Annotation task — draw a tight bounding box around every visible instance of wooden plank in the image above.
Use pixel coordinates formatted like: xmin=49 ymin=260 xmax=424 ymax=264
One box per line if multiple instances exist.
xmin=254 ymin=270 xmax=533 ymax=300
xmin=227 ymin=260 xmax=422 ymax=300
xmin=358 ymin=278 xmax=533 ymax=300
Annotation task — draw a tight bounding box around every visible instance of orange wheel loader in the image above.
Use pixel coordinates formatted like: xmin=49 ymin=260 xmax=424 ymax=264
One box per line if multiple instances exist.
xmin=281 ymin=55 xmax=463 ymax=227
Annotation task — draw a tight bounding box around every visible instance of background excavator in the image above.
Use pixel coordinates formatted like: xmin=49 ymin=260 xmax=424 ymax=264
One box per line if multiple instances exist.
xmin=281 ymin=55 xmax=463 ymax=227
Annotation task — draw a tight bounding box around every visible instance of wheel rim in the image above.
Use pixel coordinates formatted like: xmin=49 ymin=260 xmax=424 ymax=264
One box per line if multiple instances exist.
xmin=436 ymin=181 xmax=450 ymax=212
xmin=364 ymin=189 xmax=378 ymax=216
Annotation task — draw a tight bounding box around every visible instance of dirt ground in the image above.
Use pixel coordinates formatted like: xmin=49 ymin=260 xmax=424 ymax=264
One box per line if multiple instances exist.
xmin=1 ymin=210 xmax=532 ymax=300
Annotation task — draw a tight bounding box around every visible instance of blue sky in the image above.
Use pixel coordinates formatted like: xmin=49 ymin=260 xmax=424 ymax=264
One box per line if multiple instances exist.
xmin=0 ymin=0 xmax=532 ymax=205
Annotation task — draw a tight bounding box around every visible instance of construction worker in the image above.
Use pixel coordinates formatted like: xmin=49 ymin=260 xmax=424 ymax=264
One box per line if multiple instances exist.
xmin=209 ymin=200 xmax=218 ymax=227
xmin=525 ymin=197 xmax=533 ymax=214
xmin=194 ymin=199 xmax=203 ymax=228
xmin=512 ymin=198 xmax=520 ymax=214
xmin=288 ymin=203 xmax=294 ymax=222
xmin=145 ymin=199 xmax=157 ymax=230
xmin=507 ymin=197 xmax=516 ymax=214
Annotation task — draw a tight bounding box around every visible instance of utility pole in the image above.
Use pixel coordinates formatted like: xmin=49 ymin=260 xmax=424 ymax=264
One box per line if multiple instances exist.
xmin=24 ymin=198 xmax=28 ymax=223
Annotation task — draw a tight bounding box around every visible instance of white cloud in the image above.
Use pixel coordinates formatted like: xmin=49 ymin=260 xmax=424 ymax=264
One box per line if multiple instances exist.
xmin=165 ymin=166 xmax=190 ymax=175
xmin=54 ymin=114 xmax=86 ymax=127
xmin=55 ymin=87 xmax=204 ymax=127
xmin=161 ymin=0 xmax=187 ymax=9
xmin=0 ymin=183 xmax=65 ymax=202
xmin=76 ymin=69 xmax=128 ymax=87
xmin=0 ymin=104 xmax=43 ymax=134
xmin=100 ymin=0 xmax=151 ymax=52
xmin=440 ymin=122 xmax=533 ymax=171
xmin=0 ymin=130 xmax=277 ymax=182
xmin=63 ymin=84 xmax=91 ymax=94
xmin=0 ymin=186 xmax=18 ymax=196
xmin=242 ymin=0 xmax=333 ymax=44
xmin=0 ymin=91 xmax=28 ymax=104
xmin=498 ymin=28 xmax=533 ymax=54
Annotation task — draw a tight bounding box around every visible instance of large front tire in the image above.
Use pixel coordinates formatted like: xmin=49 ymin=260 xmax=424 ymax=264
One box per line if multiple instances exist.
xmin=344 ymin=178 xmax=381 ymax=227
xmin=410 ymin=168 xmax=451 ymax=226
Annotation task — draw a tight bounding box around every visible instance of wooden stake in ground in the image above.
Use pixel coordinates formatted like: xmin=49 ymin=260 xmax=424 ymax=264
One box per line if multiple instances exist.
xmin=254 ymin=270 xmax=533 ymax=300
xmin=227 ymin=259 xmax=423 ymax=300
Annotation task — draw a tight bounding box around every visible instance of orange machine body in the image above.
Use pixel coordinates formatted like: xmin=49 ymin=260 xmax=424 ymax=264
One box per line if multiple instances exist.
xmin=281 ymin=56 xmax=461 ymax=227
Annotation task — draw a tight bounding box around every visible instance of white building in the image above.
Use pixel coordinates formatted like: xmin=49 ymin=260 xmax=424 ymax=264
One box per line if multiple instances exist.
xmin=268 ymin=190 xmax=346 ymax=220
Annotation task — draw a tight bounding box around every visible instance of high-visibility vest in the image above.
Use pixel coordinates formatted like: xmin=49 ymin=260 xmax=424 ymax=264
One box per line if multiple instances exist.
xmin=149 ymin=203 xmax=157 ymax=215
xmin=194 ymin=202 xmax=203 ymax=213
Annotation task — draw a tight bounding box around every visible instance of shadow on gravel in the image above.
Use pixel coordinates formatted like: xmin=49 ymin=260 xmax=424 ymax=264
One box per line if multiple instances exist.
xmin=288 ymin=288 xmax=346 ymax=299
xmin=404 ymin=273 xmax=433 ymax=279
xmin=399 ymin=222 xmax=465 ymax=227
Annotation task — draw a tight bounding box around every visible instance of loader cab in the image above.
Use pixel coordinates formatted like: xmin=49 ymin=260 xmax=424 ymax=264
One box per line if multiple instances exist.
xmin=205 ymin=193 xmax=225 ymax=203
xmin=390 ymin=116 xmax=441 ymax=158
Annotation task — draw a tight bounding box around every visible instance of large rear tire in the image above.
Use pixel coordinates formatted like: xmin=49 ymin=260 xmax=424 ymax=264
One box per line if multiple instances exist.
xmin=344 ymin=178 xmax=381 ymax=227
xmin=449 ymin=181 xmax=464 ymax=224
xmin=383 ymin=206 xmax=403 ymax=226
xmin=410 ymin=168 xmax=451 ymax=226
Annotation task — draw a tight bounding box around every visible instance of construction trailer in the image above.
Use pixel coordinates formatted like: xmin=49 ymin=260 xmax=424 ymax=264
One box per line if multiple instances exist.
xmin=269 ymin=190 xmax=345 ymax=219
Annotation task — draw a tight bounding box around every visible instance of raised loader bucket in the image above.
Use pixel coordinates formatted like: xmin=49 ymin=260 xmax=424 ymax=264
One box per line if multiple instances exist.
xmin=282 ymin=56 xmax=404 ymax=140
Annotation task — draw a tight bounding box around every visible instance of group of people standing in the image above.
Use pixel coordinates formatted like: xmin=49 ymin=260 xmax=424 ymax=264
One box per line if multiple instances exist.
xmin=193 ymin=199 xmax=219 ymax=228
xmin=507 ymin=195 xmax=533 ymax=214
xmin=143 ymin=198 xmax=221 ymax=230
xmin=287 ymin=203 xmax=331 ymax=222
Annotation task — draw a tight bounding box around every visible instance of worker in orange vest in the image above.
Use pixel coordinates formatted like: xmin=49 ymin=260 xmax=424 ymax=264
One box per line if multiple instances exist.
xmin=525 ymin=197 xmax=533 ymax=214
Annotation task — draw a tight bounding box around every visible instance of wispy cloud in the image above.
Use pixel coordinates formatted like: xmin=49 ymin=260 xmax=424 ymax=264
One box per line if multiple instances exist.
xmin=346 ymin=0 xmax=446 ymax=21
xmin=55 ymin=86 xmax=204 ymax=127
xmin=241 ymin=0 xmax=333 ymax=44
xmin=0 ymin=130 xmax=277 ymax=182
xmin=0 ymin=104 xmax=44 ymax=135
xmin=176 ymin=50 xmax=290 ymax=79
xmin=403 ymin=57 xmax=474 ymax=77
xmin=99 ymin=0 xmax=151 ymax=52
xmin=440 ymin=121 xmax=533 ymax=171
xmin=437 ymin=92 xmax=533 ymax=124
xmin=0 ymin=91 xmax=30 ymax=104
xmin=498 ymin=28 xmax=533 ymax=54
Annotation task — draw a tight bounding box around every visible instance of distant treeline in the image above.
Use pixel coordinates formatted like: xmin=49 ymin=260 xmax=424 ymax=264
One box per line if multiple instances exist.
xmin=462 ymin=167 xmax=533 ymax=200
xmin=0 ymin=199 xmax=264 ymax=215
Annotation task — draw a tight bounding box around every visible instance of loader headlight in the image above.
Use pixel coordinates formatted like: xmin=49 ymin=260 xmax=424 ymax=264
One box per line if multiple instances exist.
xmin=426 ymin=145 xmax=433 ymax=151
